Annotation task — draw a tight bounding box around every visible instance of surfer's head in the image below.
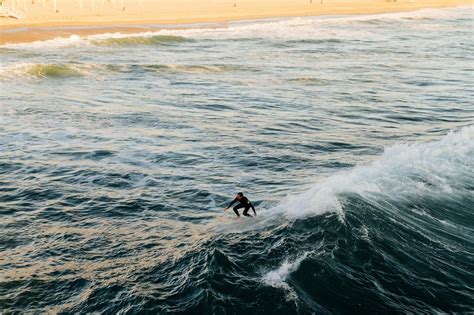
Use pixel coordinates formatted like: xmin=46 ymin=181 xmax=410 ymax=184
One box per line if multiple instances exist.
xmin=236 ymin=192 xmax=243 ymax=199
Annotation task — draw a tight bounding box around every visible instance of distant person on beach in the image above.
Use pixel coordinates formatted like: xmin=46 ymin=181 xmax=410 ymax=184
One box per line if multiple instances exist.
xmin=225 ymin=192 xmax=257 ymax=218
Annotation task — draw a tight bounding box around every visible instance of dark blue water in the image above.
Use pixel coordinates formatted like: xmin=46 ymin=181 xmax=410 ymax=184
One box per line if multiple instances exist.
xmin=1 ymin=6 xmax=473 ymax=314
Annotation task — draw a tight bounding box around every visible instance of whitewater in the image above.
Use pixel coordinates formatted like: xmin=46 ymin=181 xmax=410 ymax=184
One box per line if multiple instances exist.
xmin=1 ymin=6 xmax=473 ymax=314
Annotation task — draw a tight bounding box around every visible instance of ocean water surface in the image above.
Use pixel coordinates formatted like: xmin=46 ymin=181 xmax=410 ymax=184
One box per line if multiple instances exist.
xmin=1 ymin=6 xmax=473 ymax=314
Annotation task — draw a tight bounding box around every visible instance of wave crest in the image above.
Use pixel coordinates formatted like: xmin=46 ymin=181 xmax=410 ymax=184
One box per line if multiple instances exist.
xmin=0 ymin=61 xmax=249 ymax=80
xmin=0 ymin=63 xmax=87 ymax=79
xmin=273 ymin=126 xmax=474 ymax=220
xmin=90 ymin=35 xmax=190 ymax=46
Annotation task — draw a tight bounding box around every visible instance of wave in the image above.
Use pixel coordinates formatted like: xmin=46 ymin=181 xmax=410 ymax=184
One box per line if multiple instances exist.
xmin=2 ymin=34 xmax=85 ymax=49
xmin=2 ymin=6 xmax=469 ymax=50
xmin=212 ymin=126 xmax=473 ymax=235
xmin=267 ymin=126 xmax=474 ymax=221
xmin=0 ymin=63 xmax=89 ymax=79
xmin=90 ymin=35 xmax=190 ymax=46
xmin=1 ymin=32 xmax=191 ymax=49
xmin=132 ymin=6 xmax=471 ymax=40
xmin=0 ymin=62 xmax=250 ymax=80
xmin=254 ymin=127 xmax=473 ymax=311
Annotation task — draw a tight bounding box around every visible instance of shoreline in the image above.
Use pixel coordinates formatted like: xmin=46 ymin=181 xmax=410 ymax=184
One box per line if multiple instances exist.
xmin=0 ymin=1 xmax=470 ymax=45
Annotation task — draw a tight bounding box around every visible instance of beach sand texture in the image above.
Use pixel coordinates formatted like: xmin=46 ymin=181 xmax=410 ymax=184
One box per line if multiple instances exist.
xmin=0 ymin=0 xmax=470 ymax=44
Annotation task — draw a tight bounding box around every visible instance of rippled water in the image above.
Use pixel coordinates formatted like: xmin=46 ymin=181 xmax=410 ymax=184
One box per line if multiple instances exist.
xmin=1 ymin=6 xmax=473 ymax=314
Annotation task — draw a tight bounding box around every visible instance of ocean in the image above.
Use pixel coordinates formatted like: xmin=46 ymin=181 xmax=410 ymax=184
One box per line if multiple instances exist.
xmin=1 ymin=6 xmax=473 ymax=314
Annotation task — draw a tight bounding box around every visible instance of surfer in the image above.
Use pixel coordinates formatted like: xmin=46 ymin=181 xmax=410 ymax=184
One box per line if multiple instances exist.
xmin=225 ymin=192 xmax=257 ymax=218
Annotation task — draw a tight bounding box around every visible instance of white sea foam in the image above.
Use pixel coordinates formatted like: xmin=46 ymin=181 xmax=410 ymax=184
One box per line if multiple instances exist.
xmin=2 ymin=34 xmax=85 ymax=49
xmin=262 ymin=253 xmax=308 ymax=287
xmin=269 ymin=126 xmax=474 ymax=221
xmin=262 ymin=251 xmax=313 ymax=300
xmin=1 ymin=31 xmax=181 ymax=49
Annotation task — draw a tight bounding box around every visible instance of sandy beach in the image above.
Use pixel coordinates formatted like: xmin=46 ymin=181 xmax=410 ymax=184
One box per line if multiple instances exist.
xmin=0 ymin=0 xmax=470 ymax=45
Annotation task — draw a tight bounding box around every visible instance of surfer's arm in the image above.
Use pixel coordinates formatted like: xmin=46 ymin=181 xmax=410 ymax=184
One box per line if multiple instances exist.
xmin=227 ymin=198 xmax=237 ymax=209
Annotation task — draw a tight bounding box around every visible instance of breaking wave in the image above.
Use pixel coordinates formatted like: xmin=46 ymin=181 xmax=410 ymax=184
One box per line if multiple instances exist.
xmin=272 ymin=126 xmax=473 ymax=221
xmin=0 ymin=63 xmax=88 ymax=79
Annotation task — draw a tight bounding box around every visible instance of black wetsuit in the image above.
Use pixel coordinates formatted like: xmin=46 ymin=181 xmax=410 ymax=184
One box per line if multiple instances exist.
xmin=228 ymin=196 xmax=256 ymax=217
